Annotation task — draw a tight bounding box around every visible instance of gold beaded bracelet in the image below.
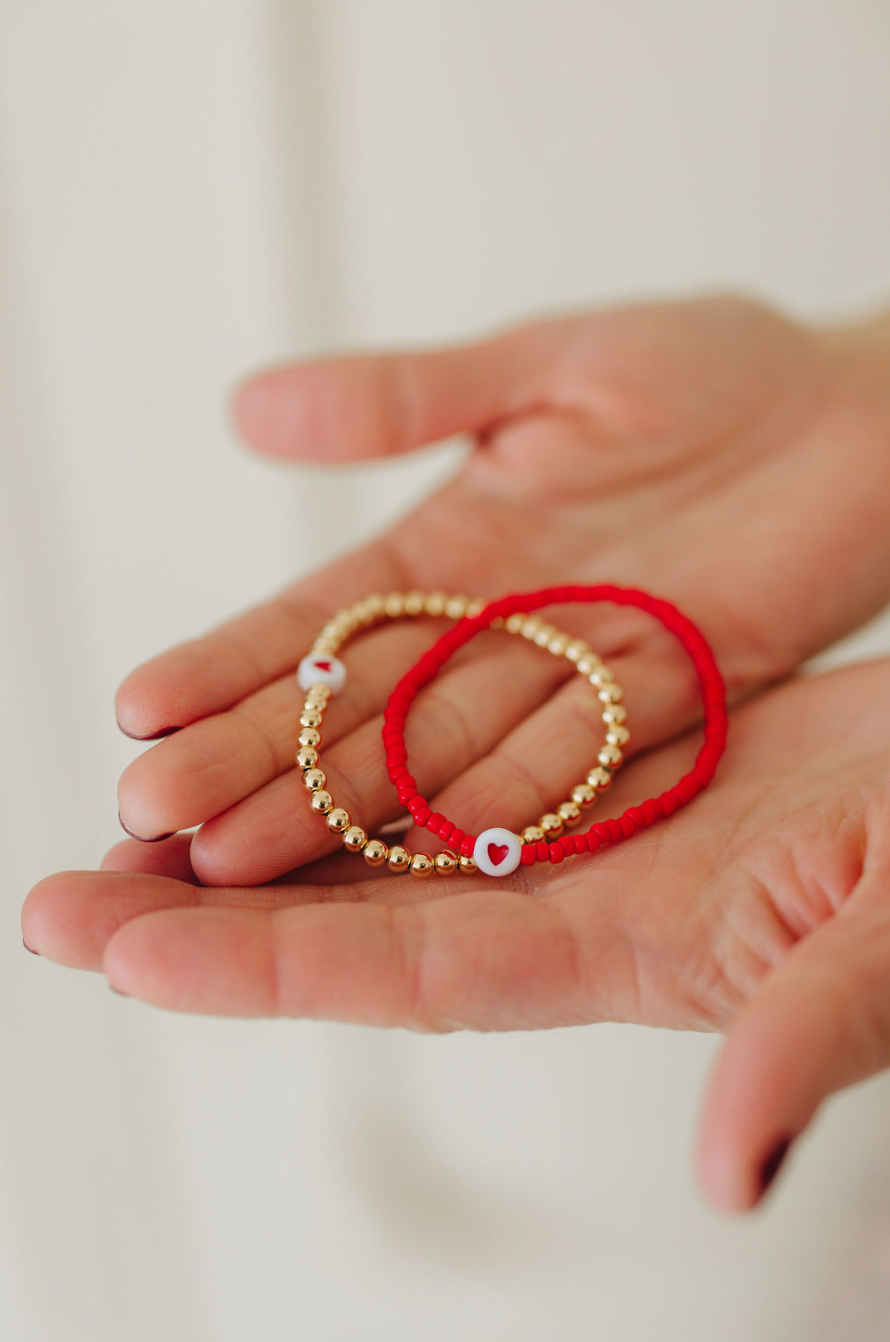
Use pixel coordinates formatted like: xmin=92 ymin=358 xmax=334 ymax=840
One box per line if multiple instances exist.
xmin=295 ymin=591 xmax=628 ymax=877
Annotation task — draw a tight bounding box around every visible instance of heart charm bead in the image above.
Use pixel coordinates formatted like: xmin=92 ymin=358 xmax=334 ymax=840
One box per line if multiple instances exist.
xmin=297 ymin=653 xmax=347 ymax=695
xmin=473 ymin=828 xmax=521 ymax=878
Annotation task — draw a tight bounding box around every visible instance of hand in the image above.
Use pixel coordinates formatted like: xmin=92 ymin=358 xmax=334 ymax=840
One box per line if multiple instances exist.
xmin=24 ymin=657 xmax=890 ymax=1214
xmin=102 ymin=294 xmax=890 ymax=888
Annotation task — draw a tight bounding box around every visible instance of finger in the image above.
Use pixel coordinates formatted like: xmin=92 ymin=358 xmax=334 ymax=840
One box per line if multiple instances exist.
xmin=101 ymin=827 xmax=424 ymax=893
xmin=23 ymin=861 xmax=382 ymax=973
xmin=114 ymin=535 xmax=406 ymax=740
xmin=232 ymin=322 xmax=561 ymax=463
xmin=100 ymin=885 xmax=608 ymax=1026
xmin=696 ymin=876 xmax=890 ymax=1214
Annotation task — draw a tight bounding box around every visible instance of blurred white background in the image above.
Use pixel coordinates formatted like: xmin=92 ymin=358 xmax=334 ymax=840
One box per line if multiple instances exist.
xmin=3 ymin=2 xmax=890 ymax=1339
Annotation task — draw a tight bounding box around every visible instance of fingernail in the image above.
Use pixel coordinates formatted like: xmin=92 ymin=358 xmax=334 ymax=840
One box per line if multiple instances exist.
xmin=759 ymin=1135 xmax=793 ymax=1198
xmin=118 ymin=812 xmax=175 ymax=843
xmin=23 ymin=936 xmax=40 ymax=956
xmin=116 ymin=720 xmax=179 ymax=741
xmin=109 ymin=983 xmax=130 ymax=997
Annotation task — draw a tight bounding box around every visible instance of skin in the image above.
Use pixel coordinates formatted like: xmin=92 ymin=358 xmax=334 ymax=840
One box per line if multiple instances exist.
xmin=21 ymin=294 xmax=890 ymax=1214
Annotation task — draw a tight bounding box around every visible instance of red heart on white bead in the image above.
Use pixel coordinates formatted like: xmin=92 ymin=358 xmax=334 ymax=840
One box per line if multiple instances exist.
xmin=473 ymin=827 xmax=521 ymax=877
xmin=297 ymin=653 xmax=347 ymax=696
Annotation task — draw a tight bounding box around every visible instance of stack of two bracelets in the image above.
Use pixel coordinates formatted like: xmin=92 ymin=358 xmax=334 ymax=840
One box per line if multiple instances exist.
xmin=294 ymin=584 xmax=728 ymax=881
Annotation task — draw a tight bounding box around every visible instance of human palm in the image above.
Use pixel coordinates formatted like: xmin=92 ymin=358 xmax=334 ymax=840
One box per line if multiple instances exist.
xmin=23 ymin=295 xmax=890 ymax=1212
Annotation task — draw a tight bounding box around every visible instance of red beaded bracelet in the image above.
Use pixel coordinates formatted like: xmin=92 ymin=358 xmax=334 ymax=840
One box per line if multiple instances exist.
xmin=383 ymin=584 xmax=728 ymax=876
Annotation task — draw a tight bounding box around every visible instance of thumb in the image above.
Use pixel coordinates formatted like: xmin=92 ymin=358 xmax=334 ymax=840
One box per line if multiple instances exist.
xmin=695 ymin=884 xmax=890 ymax=1214
xmin=231 ymin=320 xmax=561 ymax=463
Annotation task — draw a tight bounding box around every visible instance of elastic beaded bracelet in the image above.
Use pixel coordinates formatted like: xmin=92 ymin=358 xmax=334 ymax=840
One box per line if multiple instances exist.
xmin=383 ymin=584 xmax=727 ymax=877
xmin=295 ymin=591 xmax=628 ymax=876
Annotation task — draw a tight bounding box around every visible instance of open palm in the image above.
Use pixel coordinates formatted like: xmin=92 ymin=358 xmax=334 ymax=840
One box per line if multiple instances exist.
xmin=23 ymin=295 xmax=890 ymax=1211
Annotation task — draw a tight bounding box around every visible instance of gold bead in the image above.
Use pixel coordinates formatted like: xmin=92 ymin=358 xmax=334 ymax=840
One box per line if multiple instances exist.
xmin=587 ymin=766 xmax=613 ymax=791
xmin=310 ymin=789 xmax=334 ymax=815
xmin=404 ymin=591 xmax=426 ymax=616
xmin=547 ymin=633 xmax=570 ymax=656
xmin=465 ymin=598 xmax=485 ymax=618
xmin=576 ymin=655 xmax=603 ymax=676
xmin=387 ymin=845 xmax=411 ymax=873
xmin=303 ymin=767 xmax=326 ymax=791
xmin=384 ymin=592 xmax=406 ymax=618
xmin=565 ymin=639 xmax=590 ymax=663
xmin=520 ymin=616 xmax=542 ymax=639
xmin=306 ymin=681 xmax=331 ymax=699
xmin=304 ymin=692 xmax=328 ymax=710
xmin=434 ymin=850 xmax=457 ymax=876
xmin=300 ymin=708 xmax=323 ymax=729
xmin=557 ymin=800 xmax=581 ymax=827
xmin=354 ymin=594 xmax=383 ymax=626
xmin=343 ymin=825 xmax=367 ymax=852
xmin=522 ymin=824 xmax=546 ymax=844
xmin=458 ymin=854 xmax=478 ymax=875
xmin=602 ymin=703 xmax=627 ymax=725
xmin=598 ymin=683 xmax=623 ymax=704
xmin=534 ymin=623 xmax=556 ymax=648
xmin=598 ymin=744 xmax=623 ymax=768
xmin=571 ymin=782 xmax=597 ymax=808
xmin=540 ymin=812 xmax=564 ymax=838
xmin=363 ymin=838 xmax=388 ymax=867
xmin=424 ymin=591 xmax=448 ymax=616
xmin=296 ymin=745 xmax=319 ymax=770
xmin=606 ymin=724 xmax=630 ymax=746
xmin=410 ymin=852 xmax=434 ymax=877
xmin=445 ymin=594 xmax=469 ymax=619
xmin=298 ymin=726 xmax=321 ymax=748
xmin=326 ymin=807 xmax=350 ymax=833
xmin=505 ymin=613 xmax=525 ymax=634
xmin=589 ymin=668 xmax=614 ymax=688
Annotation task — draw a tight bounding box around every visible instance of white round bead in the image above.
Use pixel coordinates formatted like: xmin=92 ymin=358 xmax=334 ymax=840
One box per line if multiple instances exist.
xmin=473 ymin=827 xmax=522 ymax=878
xmin=297 ymin=653 xmax=347 ymax=695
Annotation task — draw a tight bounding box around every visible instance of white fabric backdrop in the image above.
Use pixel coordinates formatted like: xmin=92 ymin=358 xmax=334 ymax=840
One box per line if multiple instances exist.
xmin=3 ymin=2 xmax=890 ymax=1338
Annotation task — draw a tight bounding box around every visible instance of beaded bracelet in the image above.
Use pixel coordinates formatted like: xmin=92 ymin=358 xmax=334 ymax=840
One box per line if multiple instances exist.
xmin=383 ymin=584 xmax=727 ymax=876
xmin=295 ymin=591 xmax=627 ymax=876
